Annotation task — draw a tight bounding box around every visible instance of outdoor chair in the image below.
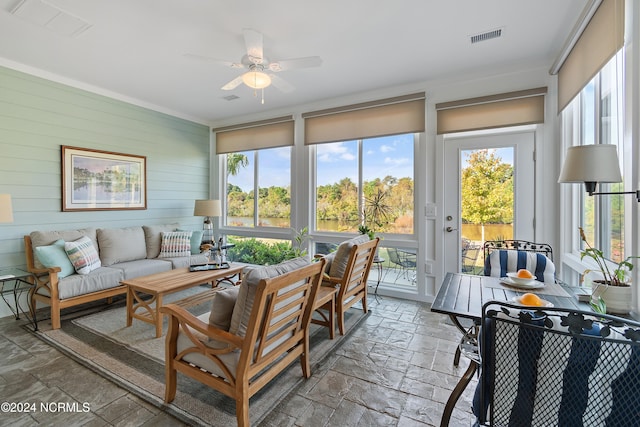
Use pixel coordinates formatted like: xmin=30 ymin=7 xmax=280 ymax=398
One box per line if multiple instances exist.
xmin=161 ymin=258 xmax=324 ymax=427
xmin=473 ymin=301 xmax=640 ymax=426
xmin=387 ymin=247 xmax=417 ymax=283
xmin=313 ymin=236 xmax=379 ymax=337
xmin=461 ymin=238 xmax=482 ymax=274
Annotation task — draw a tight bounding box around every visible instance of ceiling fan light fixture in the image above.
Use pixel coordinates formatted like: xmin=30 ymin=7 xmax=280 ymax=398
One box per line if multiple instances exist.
xmin=242 ymin=70 xmax=271 ymax=89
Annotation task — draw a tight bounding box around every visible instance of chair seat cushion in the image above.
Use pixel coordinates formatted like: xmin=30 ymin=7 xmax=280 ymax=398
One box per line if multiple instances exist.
xmin=484 ymin=250 xmax=556 ymax=283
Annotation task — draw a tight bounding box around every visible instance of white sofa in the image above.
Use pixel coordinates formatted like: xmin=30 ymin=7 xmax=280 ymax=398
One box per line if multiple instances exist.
xmin=24 ymin=223 xmax=208 ymax=329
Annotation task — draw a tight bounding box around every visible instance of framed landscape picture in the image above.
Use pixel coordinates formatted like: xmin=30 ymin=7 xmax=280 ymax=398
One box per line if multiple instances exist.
xmin=62 ymin=146 xmax=147 ymax=211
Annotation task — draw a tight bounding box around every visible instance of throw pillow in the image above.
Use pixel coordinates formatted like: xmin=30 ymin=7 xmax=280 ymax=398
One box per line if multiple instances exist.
xmin=229 ymin=257 xmax=309 ymax=337
xmin=177 ymin=229 xmax=205 ymax=255
xmin=34 ymin=239 xmax=75 ymax=279
xmin=142 ymin=223 xmax=180 ymax=258
xmin=64 ymin=236 xmax=101 ymax=275
xmin=208 ymin=286 xmax=240 ymax=330
xmin=158 ymin=231 xmax=192 ymax=258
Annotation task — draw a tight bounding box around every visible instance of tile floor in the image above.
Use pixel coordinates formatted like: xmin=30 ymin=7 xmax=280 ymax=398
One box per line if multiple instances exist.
xmin=0 ymin=295 xmax=476 ymax=426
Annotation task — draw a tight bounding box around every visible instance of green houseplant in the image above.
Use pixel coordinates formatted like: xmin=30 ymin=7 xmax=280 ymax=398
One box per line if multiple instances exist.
xmin=579 ymin=227 xmax=639 ymax=314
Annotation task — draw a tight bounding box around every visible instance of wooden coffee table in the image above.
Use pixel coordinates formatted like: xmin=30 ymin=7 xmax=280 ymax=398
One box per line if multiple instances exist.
xmin=124 ymin=264 xmax=244 ymax=338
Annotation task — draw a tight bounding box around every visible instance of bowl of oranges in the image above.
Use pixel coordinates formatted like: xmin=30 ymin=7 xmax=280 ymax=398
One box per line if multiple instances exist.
xmin=506 ymin=269 xmax=536 ymax=286
xmin=513 ymin=292 xmax=553 ymax=307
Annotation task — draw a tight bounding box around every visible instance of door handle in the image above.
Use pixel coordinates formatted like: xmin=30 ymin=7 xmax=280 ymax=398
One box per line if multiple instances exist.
xmin=446 ymin=226 xmax=457 ymax=232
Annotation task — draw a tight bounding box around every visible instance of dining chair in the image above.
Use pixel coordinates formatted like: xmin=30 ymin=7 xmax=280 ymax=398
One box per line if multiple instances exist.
xmin=472 ymin=301 xmax=640 ymax=426
xmin=483 ymin=239 xmax=556 ymax=283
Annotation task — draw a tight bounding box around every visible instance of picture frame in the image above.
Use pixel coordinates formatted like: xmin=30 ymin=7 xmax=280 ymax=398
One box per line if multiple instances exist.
xmin=62 ymin=146 xmax=147 ymax=211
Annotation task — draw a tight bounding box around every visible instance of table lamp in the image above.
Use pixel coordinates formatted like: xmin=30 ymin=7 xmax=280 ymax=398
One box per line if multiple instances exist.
xmin=558 ymin=145 xmax=639 ymax=201
xmin=0 ymin=194 xmax=13 ymax=223
xmin=193 ymin=199 xmax=221 ymax=243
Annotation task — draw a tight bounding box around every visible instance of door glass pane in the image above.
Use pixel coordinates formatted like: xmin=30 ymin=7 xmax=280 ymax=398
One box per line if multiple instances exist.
xmin=460 ymin=148 xmax=514 ymax=250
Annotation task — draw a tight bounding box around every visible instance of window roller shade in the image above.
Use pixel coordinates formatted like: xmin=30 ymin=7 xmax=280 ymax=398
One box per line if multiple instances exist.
xmin=214 ymin=116 xmax=294 ymax=154
xmin=436 ymin=88 xmax=546 ymax=134
xmin=303 ymin=93 xmax=425 ymax=145
xmin=556 ymin=0 xmax=624 ymax=112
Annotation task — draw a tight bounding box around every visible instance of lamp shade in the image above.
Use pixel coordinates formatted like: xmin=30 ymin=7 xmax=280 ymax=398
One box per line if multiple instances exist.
xmin=558 ymin=145 xmax=622 ymax=183
xmin=0 ymin=194 xmax=14 ymax=223
xmin=193 ymin=199 xmax=221 ymax=217
xmin=242 ymin=71 xmax=271 ymax=89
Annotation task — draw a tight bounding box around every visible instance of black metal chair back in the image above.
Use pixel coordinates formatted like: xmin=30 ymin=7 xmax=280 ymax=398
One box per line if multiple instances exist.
xmin=474 ymin=301 xmax=640 ymax=426
xmin=483 ymin=239 xmax=553 ymax=262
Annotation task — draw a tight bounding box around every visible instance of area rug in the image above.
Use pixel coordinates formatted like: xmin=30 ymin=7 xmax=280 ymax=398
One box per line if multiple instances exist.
xmin=33 ymin=286 xmax=369 ymax=426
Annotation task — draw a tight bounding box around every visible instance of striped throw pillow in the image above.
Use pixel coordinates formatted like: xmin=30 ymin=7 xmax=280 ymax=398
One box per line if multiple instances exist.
xmin=158 ymin=231 xmax=192 ymax=258
xmin=64 ymin=236 xmax=101 ymax=275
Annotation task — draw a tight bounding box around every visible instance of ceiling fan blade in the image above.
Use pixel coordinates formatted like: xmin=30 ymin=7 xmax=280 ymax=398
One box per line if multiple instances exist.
xmin=243 ymin=28 xmax=264 ymax=64
xmin=269 ymin=56 xmax=322 ymax=72
xmin=221 ymin=75 xmax=244 ymax=90
xmin=183 ymin=53 xmax=244 ymax=69
xmin=269 ymin=74 xmax=295 ymax=93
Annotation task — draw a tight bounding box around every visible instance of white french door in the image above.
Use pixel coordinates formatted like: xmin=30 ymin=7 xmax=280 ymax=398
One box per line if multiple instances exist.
xmin=443 ymin=129 xmax=535 ymax=274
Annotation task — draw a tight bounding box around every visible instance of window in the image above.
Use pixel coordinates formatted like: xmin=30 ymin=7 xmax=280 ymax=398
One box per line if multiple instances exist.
xmin=314 ymin=133 xmax=415 ymax=235
xmin=225 ymin=147 xmax=291 ymax=229
xmin=563 ymin=51 xmax=625 ymax=262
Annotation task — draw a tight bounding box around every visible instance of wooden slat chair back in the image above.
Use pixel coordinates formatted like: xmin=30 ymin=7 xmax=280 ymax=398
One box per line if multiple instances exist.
xmin=313 ymin=237 xmax=379 ymax=337
xmin=161 ymin=260 xmax=324 ymax=427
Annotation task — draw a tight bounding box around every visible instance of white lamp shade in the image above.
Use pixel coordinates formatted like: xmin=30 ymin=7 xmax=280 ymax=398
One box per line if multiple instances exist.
xmin=0 ymin=194 xmax=14 ymax=223
xmin=194 ymin=199 xmax=222 ymax=217
xmin=558 ymin=145 xmax=622 ymax=183
xmin=242 ymin=71 xmax=271 ymax=89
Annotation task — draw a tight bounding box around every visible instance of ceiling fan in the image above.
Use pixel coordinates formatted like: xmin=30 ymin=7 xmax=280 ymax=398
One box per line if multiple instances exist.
xmin=186 ymin=29 xmax=322 ymax=103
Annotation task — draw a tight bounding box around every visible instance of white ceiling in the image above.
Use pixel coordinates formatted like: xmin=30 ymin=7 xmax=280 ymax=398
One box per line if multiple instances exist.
xmin=0 ymin=0 xmax=589 ymax=124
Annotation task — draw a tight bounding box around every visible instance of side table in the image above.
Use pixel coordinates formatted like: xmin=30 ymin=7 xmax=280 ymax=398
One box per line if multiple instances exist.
xmin=0 ymin=268 xmax=38 ymax=331
xmin=372 ymin=256 xmax=385 ymax=294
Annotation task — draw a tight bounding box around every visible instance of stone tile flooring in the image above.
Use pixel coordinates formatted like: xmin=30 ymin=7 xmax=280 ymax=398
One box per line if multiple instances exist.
xmin=0 ymin=295 xmax=476 ymax=426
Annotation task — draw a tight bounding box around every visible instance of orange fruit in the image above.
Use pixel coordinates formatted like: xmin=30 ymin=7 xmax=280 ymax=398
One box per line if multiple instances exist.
xmin=517 ymin=269 xmax=534 ymax=279
xmin=520 ymin=293 xmax=543 ymax=306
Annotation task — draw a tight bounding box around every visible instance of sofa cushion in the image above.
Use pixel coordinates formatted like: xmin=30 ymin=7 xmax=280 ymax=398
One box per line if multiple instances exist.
xmin=34 ymin=239 xmax=75 ymax=279
xmin=50 ymin=267 xmax=124 ymax=300
xmin=158 ymin=231 xmax=192 ymax=258
xmin=229 ymin=256 xmax=309 ymax=337
xmin=30 ymin=228 xmax=97 ymax=269
xmin=328 ymin=235 xmax=370 ymax=279
xmin=142 ymin=223 xmax=180 ymax=259
xmin=162 ymin=254 xmax=208 ymax=269
xmin=209 ymin=286 xmax=240 ymax=331
xmin=109 ymin=259 xmax=173 ymax=280
xmin=177 ymin=229 xmax=204 ymax=255
xmin=97 ymin=227 xmax=147 ymax=266
xmin=65 ymin=236 xmax=102 ymax=275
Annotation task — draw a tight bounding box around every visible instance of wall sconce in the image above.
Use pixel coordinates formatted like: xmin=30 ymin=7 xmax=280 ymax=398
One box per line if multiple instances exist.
xmin=193 ymin=199 xmax=222 ymax=244
xmin=558 ymin=144 xmax=640 ymax=201
xmin=0 ymin=194 xmax=14 ymax=223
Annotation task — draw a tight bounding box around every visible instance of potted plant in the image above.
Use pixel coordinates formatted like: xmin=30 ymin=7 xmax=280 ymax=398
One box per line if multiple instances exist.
xmin=579 ymin=227 xmax=639 ymax=314
xmin=359 ymin=189 xmax=393 ymax=239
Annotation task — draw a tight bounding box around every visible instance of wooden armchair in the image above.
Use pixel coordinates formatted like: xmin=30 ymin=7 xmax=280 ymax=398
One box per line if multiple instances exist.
xmin=313 ymin=237 xmax=379 ymax=337
xmin=160 ymin=259 xmax=324 ymax=427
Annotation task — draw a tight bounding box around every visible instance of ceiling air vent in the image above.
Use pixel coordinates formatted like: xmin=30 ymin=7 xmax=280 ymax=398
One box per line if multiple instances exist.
xmin=470 ymin=28 xmax=503 ymax=44
xmin=223 ymin=94 xmax=240 ymax=101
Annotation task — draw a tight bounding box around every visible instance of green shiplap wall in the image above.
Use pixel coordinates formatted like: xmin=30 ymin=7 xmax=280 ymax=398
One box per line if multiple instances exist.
xmin=0 ymin=66 xmax=210 ymax=276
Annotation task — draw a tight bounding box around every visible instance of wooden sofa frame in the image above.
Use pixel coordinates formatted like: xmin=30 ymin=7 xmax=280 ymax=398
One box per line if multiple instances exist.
xmin=24 ymin=235 xmax=127 ymax=329
xmin=161 ymin=259 xmax=324 ymax=427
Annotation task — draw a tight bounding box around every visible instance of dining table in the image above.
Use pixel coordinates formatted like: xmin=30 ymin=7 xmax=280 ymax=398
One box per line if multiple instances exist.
xmin=430 ymin=272 xmax=592 ymax=427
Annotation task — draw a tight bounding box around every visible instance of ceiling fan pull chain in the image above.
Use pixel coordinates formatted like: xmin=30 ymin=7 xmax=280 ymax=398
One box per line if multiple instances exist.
xmin=261 ymin=88 xmax=265 ymax=104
